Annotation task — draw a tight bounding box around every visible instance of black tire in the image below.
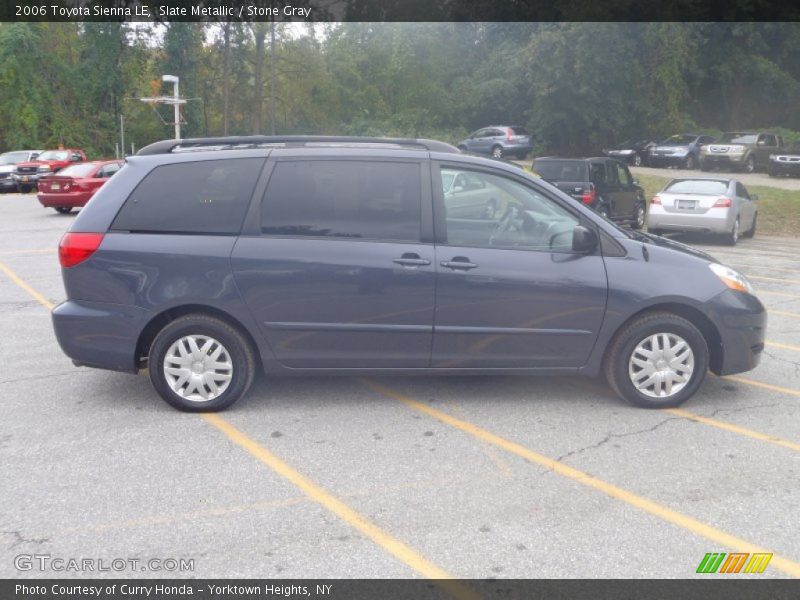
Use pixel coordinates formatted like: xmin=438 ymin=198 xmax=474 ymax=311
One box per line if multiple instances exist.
xmin=54 ymin=207 xmax=73 ymax=214
xmin=631 ymin=201 xmax=646 ymax=230
xmin=742 ymin=212 xmax=757 ymax=238
xmin=457 ymin=145 xmax=467 ymax=152
xmin=148 ymin=314 xmax=256 ymax=412
xmin=699 ymin=160 xmax=710 ymax=172
xmin=604 ymin=312 xmax=709 ymax=409
xmin=684 ymin=155 xmax=696 ymax=170
xmin=743 ymin=156 xmax=755 ymax=174
xmin=491 ymin=145 xmax=504 ymax=159
xmin=17 ymin=185 xmax=32 ymax=194
xmin=633 ymin=153 xmax=643 ymax=167
xmin=596 ymin=203 xmax=610 ymax=219
xmin=724 ymin=217 xmax=740 ymax=245
xmin=516 ymin=151 xmax=528 ymax=160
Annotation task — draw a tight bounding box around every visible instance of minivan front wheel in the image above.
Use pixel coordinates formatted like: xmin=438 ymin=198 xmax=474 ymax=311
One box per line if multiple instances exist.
xmin=604 ymin=312 xmax=709 ymax=409
xmin=491 ymin=145 xmax=504 ymax=159
xmin=149 ymin=314 xmax=256 ymax=412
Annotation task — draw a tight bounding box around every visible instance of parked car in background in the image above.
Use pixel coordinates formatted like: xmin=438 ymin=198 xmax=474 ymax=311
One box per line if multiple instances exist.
xmin=602 ymin=139 xmax=656 ymax=167
xmin=533 ymin=156 xmax=647 ymax=228
xmin=37 ymin=160 xmax=123 ymax=214
xmin=647 ymin=178 xmax=757 ymax=245
xmin=12 ymin=148 xmax=87 ymax=193
xmin=442 ymin=169 xmax=507 ymax=219
xmin=0 ymin=150 xmax=42 ymax=192
xmin=457 ymin=126 xmax=533 ymax=159
xmin=768 ymin=141 xmax=800 ymax=177
xmin=648 ymin=134 xmax=715 ymax=169
xmin=52 ymin=135 xmax=765 ymax=412
xmin=700 ymin=132 xmax=783 ymax=174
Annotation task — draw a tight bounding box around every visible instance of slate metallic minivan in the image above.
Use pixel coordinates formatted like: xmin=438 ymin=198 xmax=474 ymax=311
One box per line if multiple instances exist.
xmin=52 ymin=136 xmax=766 ymax=412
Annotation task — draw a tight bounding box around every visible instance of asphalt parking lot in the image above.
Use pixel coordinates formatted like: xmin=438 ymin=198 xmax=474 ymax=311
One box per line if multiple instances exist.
xmin=1 ymin=192 xmax=799 ymax=581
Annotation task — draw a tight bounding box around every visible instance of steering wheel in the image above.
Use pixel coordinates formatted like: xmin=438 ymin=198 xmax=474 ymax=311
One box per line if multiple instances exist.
xmin=489 ymin=206 xmax=519 ymax=245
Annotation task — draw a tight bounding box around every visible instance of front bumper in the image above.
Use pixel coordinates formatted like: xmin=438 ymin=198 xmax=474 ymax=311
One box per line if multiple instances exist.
xmin=701 ymin=154 xmax=746 ymax=168
xmin=0 ymin=177 xmax=17 ymax=189
xmin=648 ymin=153 xmax=688 ymax=167
xmin=769 ymin=160 xmax=800 ymax=175
xmin=52 ymin=299 xmax=152 ymax=373
xmin=11 ymin=173 xmax=42 ymax=186
xmin=702 ymin=289 xmax=766 ymax=375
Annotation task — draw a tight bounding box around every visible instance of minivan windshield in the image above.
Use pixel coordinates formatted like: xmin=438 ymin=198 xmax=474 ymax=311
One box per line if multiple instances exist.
xmin=720 ymin=133 xmax=758 ymax=144
xmin=664 ymin=179 xmax=729 ymax=195
xmin=533 ymin=160 xmax=588 ymax=182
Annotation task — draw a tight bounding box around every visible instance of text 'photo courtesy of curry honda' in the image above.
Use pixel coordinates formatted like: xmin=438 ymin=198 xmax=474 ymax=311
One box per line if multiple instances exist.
xmin=52 ymin=136 xmax=766 ymax=412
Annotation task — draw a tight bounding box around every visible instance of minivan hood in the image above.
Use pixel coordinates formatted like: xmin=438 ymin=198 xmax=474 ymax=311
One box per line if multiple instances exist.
xmin=627 ymin=231 xmax=718 ymax=263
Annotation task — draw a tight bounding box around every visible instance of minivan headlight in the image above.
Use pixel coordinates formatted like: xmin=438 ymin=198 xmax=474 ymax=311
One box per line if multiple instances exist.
xmin=709 ymin=263 xmax=754 ymax=294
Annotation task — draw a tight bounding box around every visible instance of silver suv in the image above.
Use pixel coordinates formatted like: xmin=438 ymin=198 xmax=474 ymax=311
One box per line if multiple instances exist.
xmin=700 ymin=132 xmax=783 ymax=173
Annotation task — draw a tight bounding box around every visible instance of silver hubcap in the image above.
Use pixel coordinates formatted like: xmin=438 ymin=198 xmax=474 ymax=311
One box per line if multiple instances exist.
xmin=732 ymin=219 xmax=739 ymax=241
xmin=628 ymin=333 xmax=694 ymax=399
xmin=493 ymin=147 xmax=502 ymax=158
xmin=164 ymin=335 xmax=233 ymax=402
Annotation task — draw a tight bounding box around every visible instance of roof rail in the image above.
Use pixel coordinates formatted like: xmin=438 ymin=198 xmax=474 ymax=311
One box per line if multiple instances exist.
xmin=136 ymin=135 xmax=459 ymax=156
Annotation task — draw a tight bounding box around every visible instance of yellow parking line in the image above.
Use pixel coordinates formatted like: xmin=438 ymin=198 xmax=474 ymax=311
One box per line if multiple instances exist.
xmin=665 ymin=408 xmax=800 ymax=453
xmin=0 ymin=263 xmax=476 ymax=596
xmin=770 ymin=309 xmax=800 ymax=319
xmin=362 ymin=379 xmax=800 ymax=578
xmin=723 ymin=375 xmax=800 ymax=398
xmin=0 ymin=248 xmax=53 ymax=257
xmin=749 ymin=275 xmax=800 ymax=285
xmin=0 ymin=260 xmax=55 ymax=310
xmin=765 ymin=340 xmax=800 ymax=352
xmin=202 ymin=414 xmax=477 ymax=598
xmin=757 ymin=290 xmax=800 ymax=299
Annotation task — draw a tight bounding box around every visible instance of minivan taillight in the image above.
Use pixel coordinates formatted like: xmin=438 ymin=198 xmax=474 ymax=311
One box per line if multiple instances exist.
xmin=59 ymin=232 xmax=104 ymax=268
xmin=713 ymin=197 xmax=732 ymax=208
xmin=507 ymin=129 xmax=514 ymax=141
xmin=580 ymin=185 xmax=596 ymax=205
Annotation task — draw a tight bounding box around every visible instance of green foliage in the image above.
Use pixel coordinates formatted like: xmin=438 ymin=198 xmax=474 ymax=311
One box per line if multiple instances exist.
xmin=0 ymin=22 xmax=798 ymax=157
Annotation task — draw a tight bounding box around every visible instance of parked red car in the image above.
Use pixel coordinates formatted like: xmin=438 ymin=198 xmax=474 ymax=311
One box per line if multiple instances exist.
xmin=13 ymin=148 xmax=87 ymax=193
xmin=37 ymin=160 xmax=123 ymax=213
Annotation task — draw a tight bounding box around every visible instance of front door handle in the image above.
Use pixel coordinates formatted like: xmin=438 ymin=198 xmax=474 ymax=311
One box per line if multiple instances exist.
xmin=393 ymin=253 xmax=431 ymax=267
xmin=440 ymin=257 xmax=478 ymax=270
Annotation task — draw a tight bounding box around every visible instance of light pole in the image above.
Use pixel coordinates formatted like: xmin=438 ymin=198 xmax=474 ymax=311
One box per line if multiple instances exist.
xmin=162 ymin=75 xmax=181 ymax=139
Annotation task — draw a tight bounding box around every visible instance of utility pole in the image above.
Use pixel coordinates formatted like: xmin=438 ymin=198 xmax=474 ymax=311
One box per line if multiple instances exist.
xmin=162 ymin=75 xmax=181 ymax=139
xmin=270 ymin=19 xmax=276 ymax=135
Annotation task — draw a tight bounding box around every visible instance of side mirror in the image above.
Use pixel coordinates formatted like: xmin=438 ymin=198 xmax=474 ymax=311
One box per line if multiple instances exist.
xmin=572 ymin=225 xmax=599 ymax=253
xmin=750 ymin=194 xmax=759 ymax=201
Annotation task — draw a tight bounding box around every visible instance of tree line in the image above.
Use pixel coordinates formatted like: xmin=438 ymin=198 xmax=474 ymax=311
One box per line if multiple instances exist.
xmin=1 ymin=22 xmax=798 ymax=158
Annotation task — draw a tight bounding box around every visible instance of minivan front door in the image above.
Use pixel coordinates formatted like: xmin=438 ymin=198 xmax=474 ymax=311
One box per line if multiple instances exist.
xmin=432 ymin=164 xmax=608 ymax=368
xmin=232 ymin=158 xmax=435 ymax=368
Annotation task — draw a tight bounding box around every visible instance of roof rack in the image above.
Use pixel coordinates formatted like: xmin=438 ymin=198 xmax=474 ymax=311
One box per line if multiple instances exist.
xmin=136 ymin=135 xmax=459 ymax=156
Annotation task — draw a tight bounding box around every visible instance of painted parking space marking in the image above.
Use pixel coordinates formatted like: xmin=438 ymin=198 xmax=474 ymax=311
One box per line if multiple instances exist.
xmin=202 ymin=414 xmax=478 ymax=597
xmin=362 ymin=379 xmax=800 ymax=578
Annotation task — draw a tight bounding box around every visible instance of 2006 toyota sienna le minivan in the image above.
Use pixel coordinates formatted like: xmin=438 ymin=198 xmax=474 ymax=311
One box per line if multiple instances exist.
xmin=52 ymin=136 xmax=766 ymax=412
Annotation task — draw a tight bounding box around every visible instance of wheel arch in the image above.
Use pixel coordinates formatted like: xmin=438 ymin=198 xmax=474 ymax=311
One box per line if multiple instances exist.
xmin=135 ymin=304 xmax=262 ymax=369
xmin=602 ymin=302 xmax=723 ymax=374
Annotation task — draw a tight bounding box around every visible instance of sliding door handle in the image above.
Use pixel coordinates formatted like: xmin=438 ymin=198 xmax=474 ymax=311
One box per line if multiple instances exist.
xmin=440 ymin=258 xmax=478 ymax=270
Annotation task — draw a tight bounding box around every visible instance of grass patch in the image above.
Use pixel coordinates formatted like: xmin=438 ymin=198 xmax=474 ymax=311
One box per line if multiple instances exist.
xmin=635 ymin=173 xmax=800 ymax=237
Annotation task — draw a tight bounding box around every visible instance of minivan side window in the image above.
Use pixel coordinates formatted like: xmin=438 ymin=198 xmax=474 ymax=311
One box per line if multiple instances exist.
xmin=261 ymin=160 xmax=422 ymax=242
xmin=440 ymin=168 xmax=579 ymax=252
xmin=112 ymin=158 xmax=264 ymax=234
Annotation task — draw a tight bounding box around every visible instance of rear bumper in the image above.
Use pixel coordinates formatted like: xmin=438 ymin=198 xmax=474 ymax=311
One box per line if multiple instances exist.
xmin=38 ymin=191 xmax=93 ymax=208
xmin=51 ymin=300 xmax=151 ymax=373
xmin=647 ymin=208 xmax=733 ymax=233
xmin=702 ymin=289 xmax=766 ymax=375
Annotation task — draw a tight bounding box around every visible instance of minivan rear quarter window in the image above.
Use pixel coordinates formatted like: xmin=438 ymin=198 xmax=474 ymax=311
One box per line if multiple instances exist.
xmin=261 ymin=160 xmax=422 ymax=242
xmin=112 ymin=158 xmax=264 ymax=234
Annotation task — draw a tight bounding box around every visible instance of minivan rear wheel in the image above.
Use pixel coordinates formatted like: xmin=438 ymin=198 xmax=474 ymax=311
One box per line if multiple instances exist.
xmin=148 ymin=314 xmax=256 ymax=412
xmin=491 ymin=145 xmax=504 ymax=159
xmin=604 ymin=312 xmax=709 ymax=409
